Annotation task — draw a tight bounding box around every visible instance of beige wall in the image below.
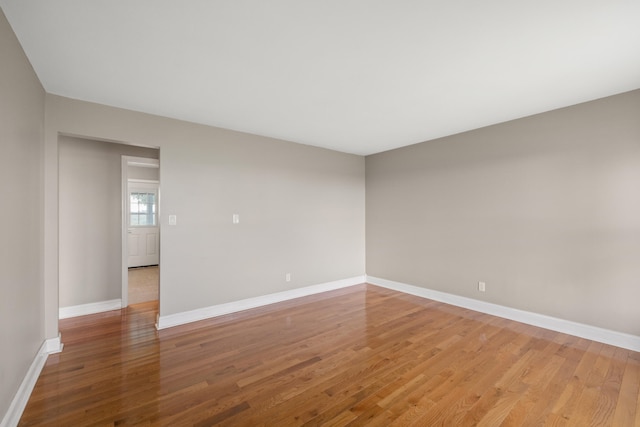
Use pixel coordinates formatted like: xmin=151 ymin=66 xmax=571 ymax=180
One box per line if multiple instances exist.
xmin=366 ymin=89 xmax=640 ymax=335
xmin=0 ymin=8 xmax=45 ymax=420
xmin=58 ymin=136 xmax=158 ymax=307
xmin=45 ymin=95 xmax=366 ymax=326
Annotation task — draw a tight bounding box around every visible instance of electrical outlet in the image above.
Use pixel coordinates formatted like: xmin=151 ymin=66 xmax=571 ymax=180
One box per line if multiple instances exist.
xmin=478 ymin=281 xmax=486 ymax=292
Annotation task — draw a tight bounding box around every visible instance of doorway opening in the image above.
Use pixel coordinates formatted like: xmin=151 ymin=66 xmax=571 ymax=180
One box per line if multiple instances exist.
xmin=122 ymin=156 xmax=160 ymax=307
xmin=58 ymin=136 xmax=159 ymax=318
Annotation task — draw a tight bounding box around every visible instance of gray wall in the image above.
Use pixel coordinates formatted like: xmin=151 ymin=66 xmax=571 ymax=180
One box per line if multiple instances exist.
xmin=366 ymin=90 xmax=640 ymax=335
xmin=45 ymin=95 xmax=366 ymax=323
xmin=58 ymin=136 xmax=158 ymax=307
xmin=0 ymin=8 xmax=45 ymax=420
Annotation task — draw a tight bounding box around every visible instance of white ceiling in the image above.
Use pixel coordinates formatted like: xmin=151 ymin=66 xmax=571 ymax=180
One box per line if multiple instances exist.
xmin=2 ymin=1 xmax=639 ymax=155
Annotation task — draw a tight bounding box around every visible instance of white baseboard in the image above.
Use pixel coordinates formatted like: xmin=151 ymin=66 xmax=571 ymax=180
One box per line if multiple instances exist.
xmin=45 ymin=333 xmax=64 ymax=354
xmin=59 ymin=299 xmax=122 ymax=319
xmin=0 ymin=335 xmax=63 ymax=427
xmin=367 ymin=276 xmax=640 ymax=352
xmin=157 ymin=276 xmax=366 ymax=330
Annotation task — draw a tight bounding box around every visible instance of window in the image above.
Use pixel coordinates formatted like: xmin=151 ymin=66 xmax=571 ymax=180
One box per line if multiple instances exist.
xmin=130 ymin=192 xmax=157 ymax=226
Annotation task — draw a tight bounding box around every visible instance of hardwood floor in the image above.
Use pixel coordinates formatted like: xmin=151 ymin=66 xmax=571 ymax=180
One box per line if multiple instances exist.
xmin=20 ymin=284 xmax=640 ymax=426
xmin=128 ymin=265 xmax=159 ymax=305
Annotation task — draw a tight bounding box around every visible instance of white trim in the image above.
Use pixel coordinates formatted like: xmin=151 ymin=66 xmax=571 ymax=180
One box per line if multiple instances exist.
xmin=45 ymin=333 xmax=64 ymax=354
xmin=156 ymin=276 xmax=366 ymax=330
xmin=367 ymin=276 xmax=640 ymax=352
xmin=121 ymin=156 xmax=130 ymax=308
xmin=59 ymin=299 xmax=122 ymax=319
xmin=127 ymin=159 xmax=159 ymax=168
xmin=0 ymin=335 xmax=63 ymax=427
xmin=127 ymin=179 xmax=159 ymax=184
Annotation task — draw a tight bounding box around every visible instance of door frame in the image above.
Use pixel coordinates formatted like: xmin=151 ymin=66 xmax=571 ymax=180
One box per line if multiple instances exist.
xmin=121 ymin=156 xmax=160 ymax=307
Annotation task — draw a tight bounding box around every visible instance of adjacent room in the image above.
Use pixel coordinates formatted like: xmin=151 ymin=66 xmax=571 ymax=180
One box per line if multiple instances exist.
xmin=1 ymin=1 xmax=639 ymax=426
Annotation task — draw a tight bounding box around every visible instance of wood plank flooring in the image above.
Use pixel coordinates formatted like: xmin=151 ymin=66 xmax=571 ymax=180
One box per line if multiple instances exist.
xmin=19 ymin=284 xmax=640 ymax=426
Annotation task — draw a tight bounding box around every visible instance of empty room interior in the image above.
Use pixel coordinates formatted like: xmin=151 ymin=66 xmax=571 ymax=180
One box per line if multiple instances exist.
xmin=1 ymin=1 xmax=640 ymax=426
